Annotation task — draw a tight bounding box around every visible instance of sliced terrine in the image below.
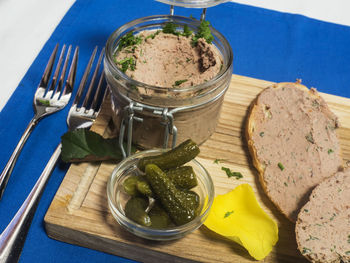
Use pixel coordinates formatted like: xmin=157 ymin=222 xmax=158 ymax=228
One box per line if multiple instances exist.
xmin=295 ymin=168 xmax=350 ymax=262
xmin=246 ymin=82 xmax=343 ymax=221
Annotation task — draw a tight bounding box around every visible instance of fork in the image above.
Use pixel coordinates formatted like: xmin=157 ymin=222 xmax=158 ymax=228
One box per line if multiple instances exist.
xmin=0 ymin=44 xmax=77 ymax=200
xmin=0 ymin=47 xmax=106 ymax=263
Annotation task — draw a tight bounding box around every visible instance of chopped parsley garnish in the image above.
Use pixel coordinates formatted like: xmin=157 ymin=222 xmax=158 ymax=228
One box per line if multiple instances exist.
xmin=116 ymin=57 xmax=136 ymax=73
xmin=192 ymin=20 xmax=214 ymax=46
xmin=312 ymin=100 xmax=320 ymax=108
xmin=278 ymin=162 xmax=285 ymax=171
xmin=304 ymin=209 xmax=309 ymax=213
xmin=182 ymin=24 xmax=193 ymax=37
xmin=329 ymin=213 xmax=337 ymax=221
xmin=145 ymin=30 xmax=161 ymax=40
xmin=348 ymin=235 xmax=350 ymax=243
xmin=328 ymin=149 xmax=334 ymax=154
xmin=38 ymin=99 xmax=50 ymax=106
xmin=128 ymin=84 xmax=138 ymax=92
xmin=306 ymin=235 xmax=319 ymax=241
xmin=214 ymin=158 xmax=226 ymax=164
xmin=302 ymin=247 xmax=311 ymax=254
xmin=224 ymin=211 xmax=234 ymax=218
xmin=221 ymin=167 xmax=243 ymax=179
xmin=346 ymin=251 xmax=350 ymax=255
xmin=284 ymin=182 xmax=288 ymax=187
xmin=162 ymin=23 xmax=193 ymax=38
xmin=259 ymin=132 xmax=265 ymax=137
xmin=162 ymin=22 xmax=179 ymax=35
xmin=118 ymin=31 xmax=142 ymax=51
xmin=162 ymin=20 xmax=213 ymax=46
xmin=173 ymin=79 xmax=188 ymax=87
xmin=305 ymin=132 xmax=315 ymax=144
xmin=326 ymin=123 xmax=336 ymax=131
xmin=330 ymin=245 xmax=337 ymax=252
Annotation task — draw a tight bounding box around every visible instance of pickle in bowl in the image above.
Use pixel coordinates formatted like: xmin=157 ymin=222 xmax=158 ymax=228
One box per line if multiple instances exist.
xmin=106 ymin=140 xmax=215 ymax=241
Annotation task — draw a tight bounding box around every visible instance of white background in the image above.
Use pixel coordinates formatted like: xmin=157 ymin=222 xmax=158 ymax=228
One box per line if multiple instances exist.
xmin=1 ymin=0 xmax=350 ymax=111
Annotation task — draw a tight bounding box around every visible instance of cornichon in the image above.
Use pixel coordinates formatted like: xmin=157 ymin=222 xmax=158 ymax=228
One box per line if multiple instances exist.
xmin=137 ymin=139 xmax=200 ymax=171
xmin=123 ymin=166 xmax=198 ymax=197
xmin=148 ymin=202 xmax=172 ymax=229
xmin=124 ymin=197 xmax=151 ymax=227
xmin=136 ymin=176 xmax=153 ymax=197
xmin=145 ymin=164 xmax=196 ymax=226
xmin=122 ymin=176 xmax=139 ymax=196
xmin=166 ymin=166 xmax=198 ymax=189
xmin=182 ymin=190 xmax=200 ymax=211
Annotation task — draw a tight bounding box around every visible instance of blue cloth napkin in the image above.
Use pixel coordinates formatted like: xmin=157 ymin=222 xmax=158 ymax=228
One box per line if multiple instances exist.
xmin=0 ymin=0 xmax=350 ymax=262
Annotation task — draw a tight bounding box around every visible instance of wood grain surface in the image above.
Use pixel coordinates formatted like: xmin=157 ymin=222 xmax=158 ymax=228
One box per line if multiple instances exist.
xmin=44 ymin=74 xmax=350 ymax=263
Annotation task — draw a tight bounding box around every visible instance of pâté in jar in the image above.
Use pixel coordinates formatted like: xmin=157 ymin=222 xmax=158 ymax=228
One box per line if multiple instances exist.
xmin=104 ymin=3 xmax=233 ymax=156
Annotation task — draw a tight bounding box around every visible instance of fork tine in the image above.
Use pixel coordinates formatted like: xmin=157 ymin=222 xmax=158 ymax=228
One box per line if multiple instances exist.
xmin=62 ymin=46 xmax=79 ymax=97
xmin=39 ymin=44 xmax=59 ymax=88
xmin=90 ymin=72 xmax=106 ymax=112
xmin=55 ymin=45 xmax=72 ymax=96
xmin=82 ymin=48 xmax=105 ymax=109
xmin=73 ymin=46 xmax=98 ymax=105
xmin=45 ymin=44 xmax=66 ymax=98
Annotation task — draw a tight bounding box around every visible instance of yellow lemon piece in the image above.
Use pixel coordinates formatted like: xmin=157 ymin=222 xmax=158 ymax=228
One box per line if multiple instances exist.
xmin=204 ymin=184 xmax=278 ymax=260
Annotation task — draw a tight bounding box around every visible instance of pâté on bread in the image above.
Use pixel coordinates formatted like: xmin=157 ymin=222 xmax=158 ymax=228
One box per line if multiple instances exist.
xmin=295 ymin=168 xmax=350 ymax=263
xmin=246 ymin=81 xmax=343 ymax=222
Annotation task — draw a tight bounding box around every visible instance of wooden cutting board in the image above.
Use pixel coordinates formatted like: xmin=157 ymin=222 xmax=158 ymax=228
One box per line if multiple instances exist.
xmin=44 ymin=74 xmax=350 ymax=263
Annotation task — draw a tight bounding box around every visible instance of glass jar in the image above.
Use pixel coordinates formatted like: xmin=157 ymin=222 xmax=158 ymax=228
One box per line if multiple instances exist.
xmin=104 ymin=15 xmax=233 ymax=154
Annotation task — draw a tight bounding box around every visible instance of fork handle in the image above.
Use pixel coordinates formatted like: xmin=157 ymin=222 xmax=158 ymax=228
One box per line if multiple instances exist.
xmin=0 ymin=143 xmax=61 ymax=263
xmin=0 ymin=117 xmax=38 ymax=200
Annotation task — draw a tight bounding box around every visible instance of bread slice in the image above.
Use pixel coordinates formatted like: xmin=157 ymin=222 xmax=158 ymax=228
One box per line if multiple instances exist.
xmin=246 ymin=82 xmax=343 ymax=222
xmin=295 ymin=168 xmax=350 ymax=263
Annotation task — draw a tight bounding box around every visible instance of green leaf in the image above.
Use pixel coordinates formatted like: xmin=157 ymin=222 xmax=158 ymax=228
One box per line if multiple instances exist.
xmin=61 ymin=129 xmax=130 ymax=162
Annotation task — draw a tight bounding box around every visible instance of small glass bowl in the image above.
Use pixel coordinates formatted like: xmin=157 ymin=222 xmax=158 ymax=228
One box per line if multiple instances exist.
xmin=106 ymin=149 xmax=215 ymax=241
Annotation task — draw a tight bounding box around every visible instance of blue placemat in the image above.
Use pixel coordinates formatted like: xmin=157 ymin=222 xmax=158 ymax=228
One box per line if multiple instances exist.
xmin=0 ymin=0 xmax=350 ymax=262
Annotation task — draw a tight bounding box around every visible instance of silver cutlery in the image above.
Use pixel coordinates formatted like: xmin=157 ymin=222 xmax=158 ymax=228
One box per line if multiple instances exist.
xmin=0 ymin=46 xmax=105 ymax=263
xmin=0 ymin=44 xmax=76 ymax=199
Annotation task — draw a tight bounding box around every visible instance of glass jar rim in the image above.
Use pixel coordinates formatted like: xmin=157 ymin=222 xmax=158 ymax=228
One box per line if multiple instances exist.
xmin=104 ymin=14 xmax=233 ymax=95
